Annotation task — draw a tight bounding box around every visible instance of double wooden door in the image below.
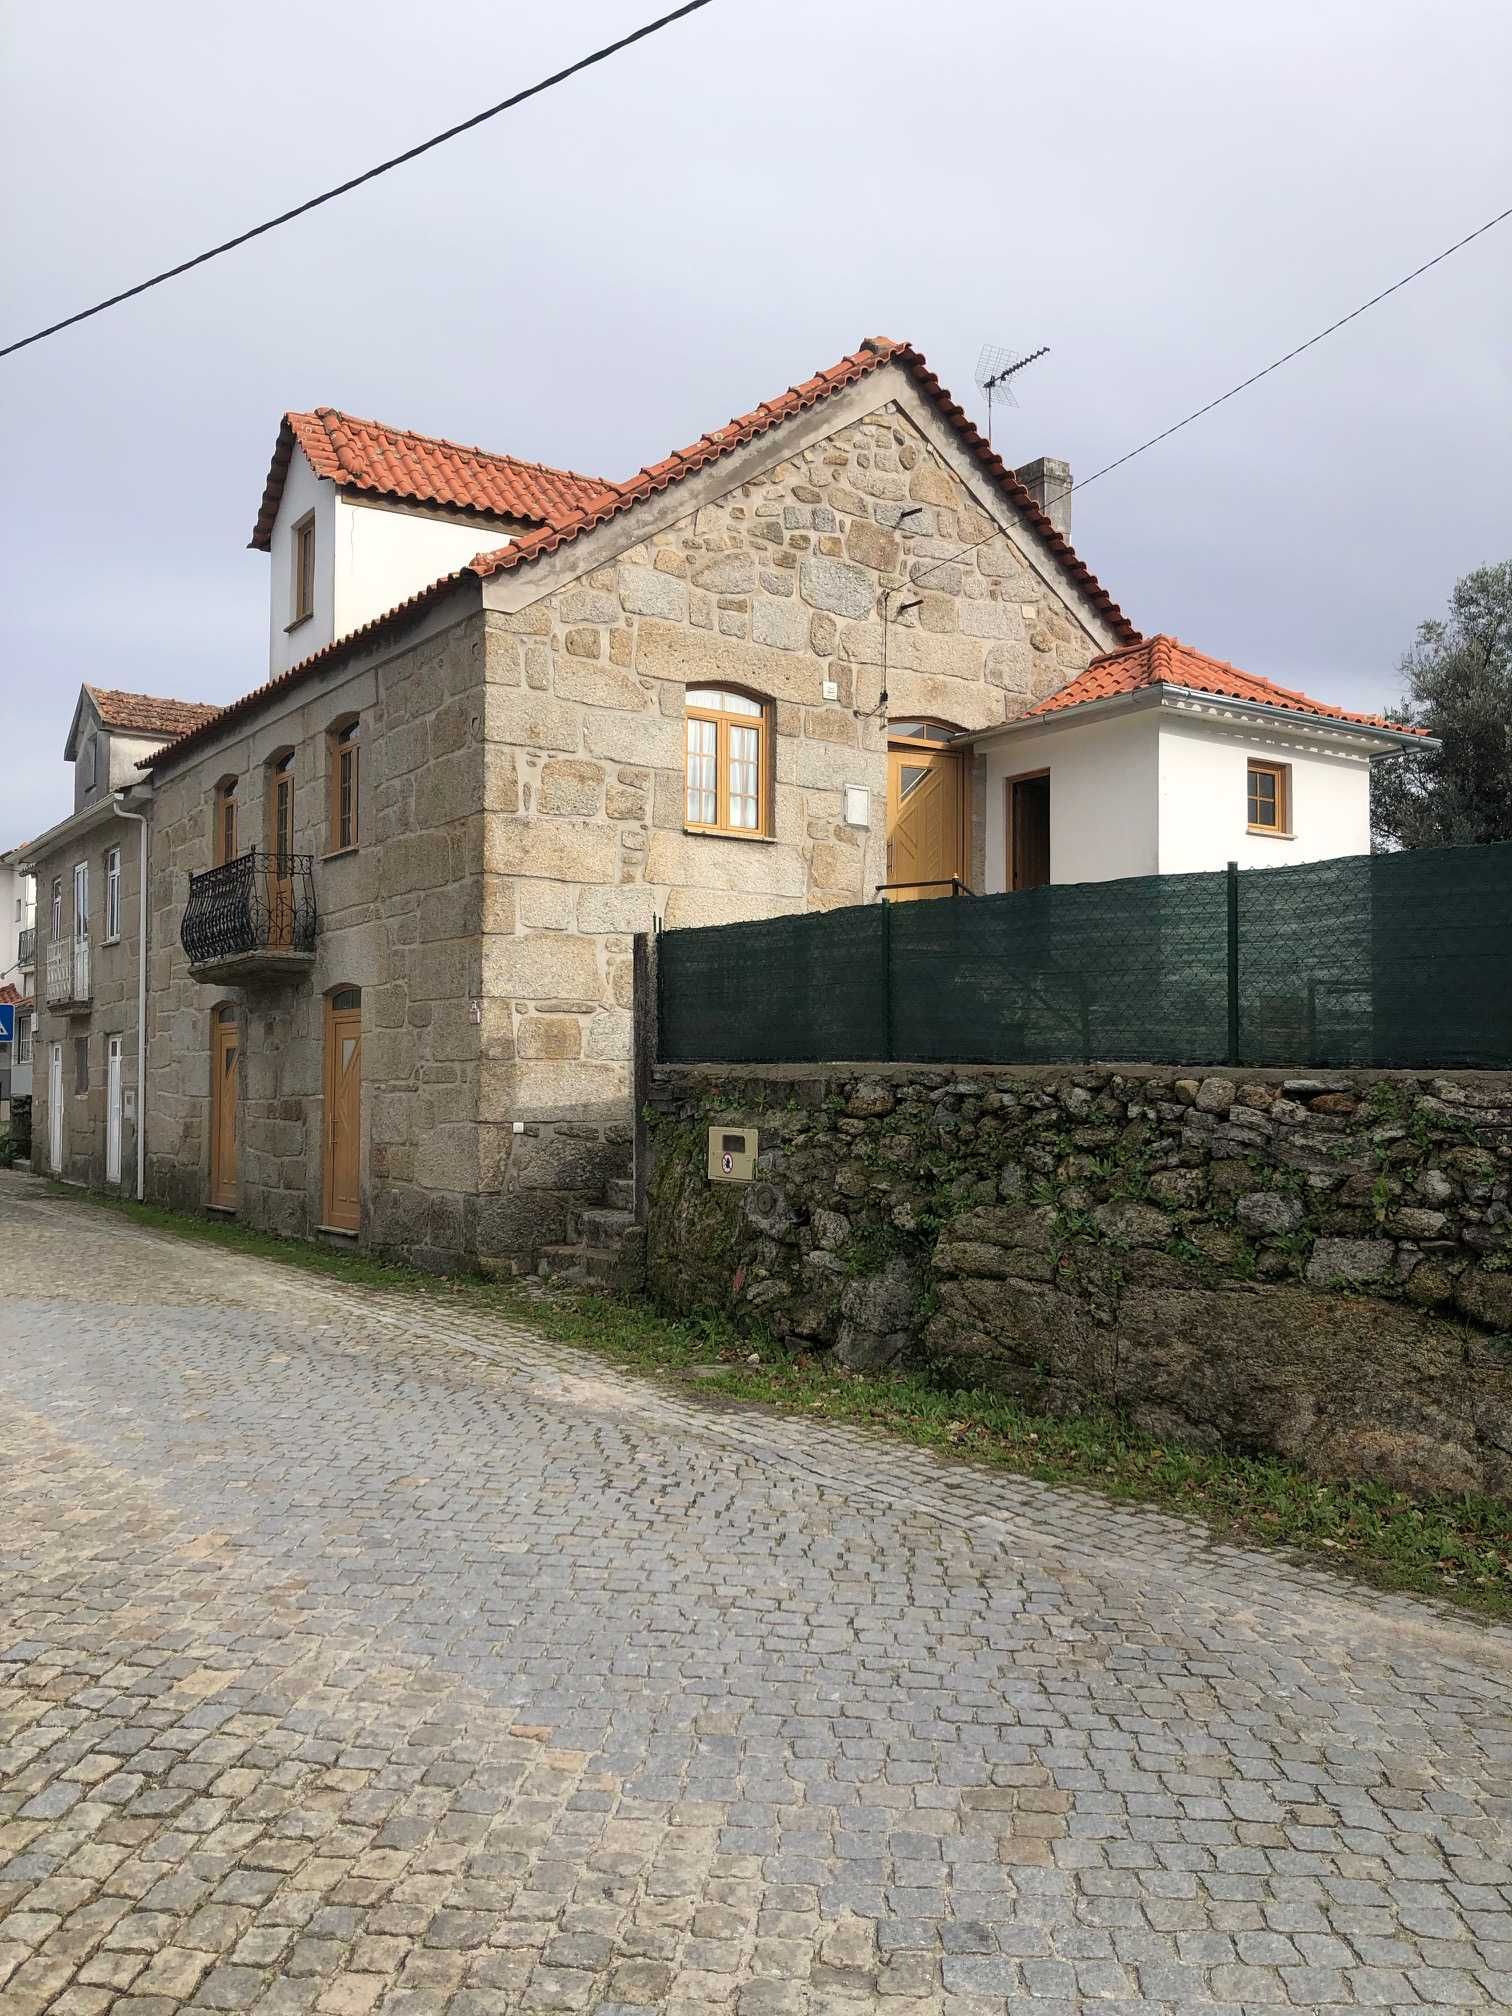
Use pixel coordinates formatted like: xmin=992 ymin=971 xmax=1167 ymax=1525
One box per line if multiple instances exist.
xmin=886 ymin=745 xmax=966 ymax=899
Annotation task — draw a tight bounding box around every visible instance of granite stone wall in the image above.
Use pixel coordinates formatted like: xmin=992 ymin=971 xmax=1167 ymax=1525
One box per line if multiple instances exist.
xmin=478 ymin=399 xmax=1117 ymax=1263
xmin=145 ymin=607 xmax=490 ymax=1268
xmin=643 ymin=1062 xmax=1512 ymax=1500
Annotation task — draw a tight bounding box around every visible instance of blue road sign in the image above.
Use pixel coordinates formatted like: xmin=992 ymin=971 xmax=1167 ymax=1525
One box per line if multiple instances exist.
xmin=0 ymin=1004 xmax=13 ymax=1043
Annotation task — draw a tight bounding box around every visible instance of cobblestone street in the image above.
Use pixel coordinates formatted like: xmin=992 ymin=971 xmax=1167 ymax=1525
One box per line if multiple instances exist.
xmin=2 ymin=1173 xmax=1510 ymax=2015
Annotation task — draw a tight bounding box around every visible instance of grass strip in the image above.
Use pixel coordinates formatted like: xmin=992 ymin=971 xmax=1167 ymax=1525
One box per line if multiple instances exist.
xmin=41 ymin=1183 xmax=1512 ymax=1623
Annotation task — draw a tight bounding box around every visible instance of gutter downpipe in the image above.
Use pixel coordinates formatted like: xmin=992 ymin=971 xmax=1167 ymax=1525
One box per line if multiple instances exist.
xmin=113 ymin=793 xmax=149 ymax=1203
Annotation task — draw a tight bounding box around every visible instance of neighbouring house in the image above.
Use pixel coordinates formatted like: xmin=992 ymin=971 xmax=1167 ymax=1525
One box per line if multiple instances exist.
xmin=966 ymin=635 xmax=1430 ymax=892
xmin=23 ymin=688 xmax=217 ymax=1188
xmin=0 ymin=850 xmax=37 ymax=1123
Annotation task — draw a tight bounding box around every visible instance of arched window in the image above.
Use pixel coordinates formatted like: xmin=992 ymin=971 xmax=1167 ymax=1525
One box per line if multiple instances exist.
xmin=684 ymin=688 xmax=769 ymax=836
xmin=213 ymin=777 xmax=239 ymax=866
xmin=328 ymin=718 xmax=360 ymax=853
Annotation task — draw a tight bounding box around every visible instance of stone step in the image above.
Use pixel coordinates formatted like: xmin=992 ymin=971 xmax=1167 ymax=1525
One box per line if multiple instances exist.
xmin=578 ymin=1206 xmax=636 ymax=1247
xmin=604 ymin=1177 xmax=635 ymax=1214
xmin=536 ymin=1243 xmax=588 ymax=1285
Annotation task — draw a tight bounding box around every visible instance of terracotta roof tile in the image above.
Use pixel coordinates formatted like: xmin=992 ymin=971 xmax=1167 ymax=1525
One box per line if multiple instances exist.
xmin=250 ymin=411 xmax=611 ymax=549
xmin=84 ymin=686 xmax=221 ymax=739
xmin=1028 ymin=635 xmax=1426 ymax=734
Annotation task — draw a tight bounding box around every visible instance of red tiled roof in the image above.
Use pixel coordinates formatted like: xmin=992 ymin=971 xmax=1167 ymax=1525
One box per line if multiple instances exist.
xmin=84 ymin=686 xmax=221 ymax=739
xmin=153 ymin=337 xmax=1141 ymax=775
xmin=466 ymin=339 xmax=1141 ymax=645
xmin=0 ymin=983 xmax=21 ymax=1007
xmin=250 ymin=410 xmax=611 ymax=550
xmin=1028 ymin=635 xmax=1427 ymax=734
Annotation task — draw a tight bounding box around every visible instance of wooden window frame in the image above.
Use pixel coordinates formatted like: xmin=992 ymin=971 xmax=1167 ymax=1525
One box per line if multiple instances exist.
xmin=51 ymin=876 xmax=62 ymax=938
xmin=290 ymin=513 xmax=316 ymax=627
xmin=213 ymin=778 xmax=239 ymax=867
xmin=683 ymin=688 xmax=771 ymax=839
xmin=103 ymin=846 xmax=121 ymax=942
xmin=266 ymin=750 xmax=295 ymax=859
xmin=1246 ymin=759 xmax=1292 ymax=838
xmin=327 ymin=719 xmax=360 ymax=855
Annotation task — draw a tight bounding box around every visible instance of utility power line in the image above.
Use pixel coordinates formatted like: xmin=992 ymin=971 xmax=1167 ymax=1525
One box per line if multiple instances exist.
xmin=914 ymin=200 xmax=1512 ymax=589
xmin=0 ymin=0 xmax=720 ymax=360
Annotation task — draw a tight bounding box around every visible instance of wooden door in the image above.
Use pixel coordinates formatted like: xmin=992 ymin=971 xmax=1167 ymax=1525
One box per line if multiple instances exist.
xmin=1009 ymin=773 xmax=1051 ymax=890
xmin=105 ymin=1036 xmax=123 ymax=1185
xmin=269 ymin=759 xmax=294 ymax=947
xmin=209 ymin=1006 xmax=238 ymax=1208
xmin=887 ymin=746 xmax=965 ymax=899
xmin=323 ymin=989 xmax=361 ymax=1232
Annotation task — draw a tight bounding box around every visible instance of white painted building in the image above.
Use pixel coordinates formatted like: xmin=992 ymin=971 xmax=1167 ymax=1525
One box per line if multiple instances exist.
xmin=972 ymin=636 xmax=1431 ymax=892
xmin=252 ymin=410 xmax=612 ymax=677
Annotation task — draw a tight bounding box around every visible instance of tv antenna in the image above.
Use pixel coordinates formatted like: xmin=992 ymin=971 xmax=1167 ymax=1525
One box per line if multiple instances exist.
xmin=975 ymin=342 xmax=1050 ymax=449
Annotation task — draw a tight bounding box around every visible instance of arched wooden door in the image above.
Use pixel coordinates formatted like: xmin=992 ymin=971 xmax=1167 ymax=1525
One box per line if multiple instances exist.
xmin=209 ymin=1005 xmax=239 ymax=1208
xmin=322 ymin=988 xmax=362 ymax=1233
xmin=886 ymin=722 xmax=967 ymax=900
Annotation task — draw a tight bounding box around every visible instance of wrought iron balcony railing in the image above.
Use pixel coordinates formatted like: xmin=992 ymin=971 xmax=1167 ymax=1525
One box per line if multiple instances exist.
xmin=17 ymin=925 xmax=35 ymax=970
xmin=46 ymin=936 xmax=91 ymax=1006
xmin=181 ymin=848 xmax=318 ymax=976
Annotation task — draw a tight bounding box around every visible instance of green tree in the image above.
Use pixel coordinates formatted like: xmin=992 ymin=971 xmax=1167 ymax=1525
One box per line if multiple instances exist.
xmin=1371 ymin=560 xmax=1512 ymax=849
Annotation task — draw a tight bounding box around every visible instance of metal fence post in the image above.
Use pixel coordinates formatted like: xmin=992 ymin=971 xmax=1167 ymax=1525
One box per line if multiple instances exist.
xmin=632 ymin=930 xmax=658 ymax=1227
xmin=880 ymin=898 xmax=894 ymax=1062
xmin=1226 ymin=860 xmax=1241 ymax=1066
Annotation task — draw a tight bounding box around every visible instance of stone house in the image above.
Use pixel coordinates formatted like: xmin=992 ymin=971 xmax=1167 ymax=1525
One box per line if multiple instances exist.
xmin=22 ymin=687 xmax=217 ymax=1189
xmin=134 ymin=337 xmax=1141 ymax=1268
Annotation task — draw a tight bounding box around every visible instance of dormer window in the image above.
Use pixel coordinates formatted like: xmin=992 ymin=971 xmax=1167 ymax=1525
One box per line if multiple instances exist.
xmin=292 ymin=513 xmax=316 ymax=626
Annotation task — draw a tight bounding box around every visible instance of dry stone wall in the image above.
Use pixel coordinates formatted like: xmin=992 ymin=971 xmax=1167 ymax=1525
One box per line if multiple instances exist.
xmin=644 ymin=1063 xmax=1512 ymax=1500
xmin=480 ymin=400 xmax=1114 ymax=1262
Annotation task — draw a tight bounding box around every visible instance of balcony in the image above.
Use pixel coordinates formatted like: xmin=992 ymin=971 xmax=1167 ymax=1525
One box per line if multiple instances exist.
xmin=181 ymin=848 xmax=318 ymax=984
xmin=17 ymin=925 xmax=35 ymax=971
xmin=46 ymin=936 xmax=91 ymax=1011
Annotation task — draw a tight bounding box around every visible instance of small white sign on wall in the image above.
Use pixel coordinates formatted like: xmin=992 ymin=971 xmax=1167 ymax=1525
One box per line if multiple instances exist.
xmin=843 ymin=786 xmax=870 ymax=828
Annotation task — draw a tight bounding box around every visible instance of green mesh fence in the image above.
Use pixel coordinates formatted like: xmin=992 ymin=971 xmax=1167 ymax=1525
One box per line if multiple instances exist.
xmin=656 ymin=841 xmax=1512 ymax=1069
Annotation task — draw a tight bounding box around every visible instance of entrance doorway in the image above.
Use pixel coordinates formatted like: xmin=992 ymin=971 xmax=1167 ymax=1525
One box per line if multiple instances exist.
xmin=1008 ymin=772 xmax=1051 ymax=890
xmin=268 ymin=752 xmax=295 ymax=947
xmin=48 ymin=1043 xmax=63 ymax=1173
xmin=209 ymin=1004 xmax=238 ymax=1208
xmin=322 ymin=988 xmax=362 ymax=1233
xmin=886 ymin=722 xmax=967 ymax=899
xmin=105 ymin=1035 xmax=123 ymax=1185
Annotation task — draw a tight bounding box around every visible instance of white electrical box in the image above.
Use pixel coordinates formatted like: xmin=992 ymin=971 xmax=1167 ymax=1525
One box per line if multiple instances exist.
xmin=843 ymin=785 xmax=870 ymax=828
xmin=822 ymin=677 xmax=839 ymax=701
xmin=708 ymin=1125 xmax=758 ymax=1183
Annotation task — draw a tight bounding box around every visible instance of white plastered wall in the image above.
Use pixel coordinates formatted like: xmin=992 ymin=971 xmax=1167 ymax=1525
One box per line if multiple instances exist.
xmin=268 ymin=448 xmax=337 ymax=676
xmin=1155 ymin=714 xmax=1373 ymax=873
xmin=980 ymin=708 xmax=1161 ymax=891
xmin=333 ymin=495 xmax=519 ymax=641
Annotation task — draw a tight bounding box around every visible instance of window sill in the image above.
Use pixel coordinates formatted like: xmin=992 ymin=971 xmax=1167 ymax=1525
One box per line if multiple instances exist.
xmin=322 ymin=845 xmax=360 ymax=863
xmin=102 ymin=935 xmax=121 ymax=947
xmin=682 ymin=825 xmax=778 ymax=844
xmin=1246 ymin=826 xmax=1296 ymax=840
xmin=284 ymin=612 xmax=314 ymax=635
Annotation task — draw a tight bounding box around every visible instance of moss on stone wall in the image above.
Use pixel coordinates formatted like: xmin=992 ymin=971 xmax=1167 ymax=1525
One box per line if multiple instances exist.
xmin=644 ymin=1064 xmax=1512 ymax=1500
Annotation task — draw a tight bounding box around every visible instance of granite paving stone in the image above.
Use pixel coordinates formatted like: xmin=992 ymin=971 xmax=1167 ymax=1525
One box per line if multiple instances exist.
xmin=0 ymin=1169 xmax=1508 ymax=2013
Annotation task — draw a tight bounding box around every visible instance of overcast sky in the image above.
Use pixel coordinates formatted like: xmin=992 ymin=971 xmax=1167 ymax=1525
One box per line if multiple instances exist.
xmin=3 ymin=0 xmax=1509 ymax=850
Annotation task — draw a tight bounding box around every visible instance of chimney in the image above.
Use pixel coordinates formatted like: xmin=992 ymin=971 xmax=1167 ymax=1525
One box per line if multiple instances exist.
xmin=1014 ymin=456 xmax=1072 ymax=542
